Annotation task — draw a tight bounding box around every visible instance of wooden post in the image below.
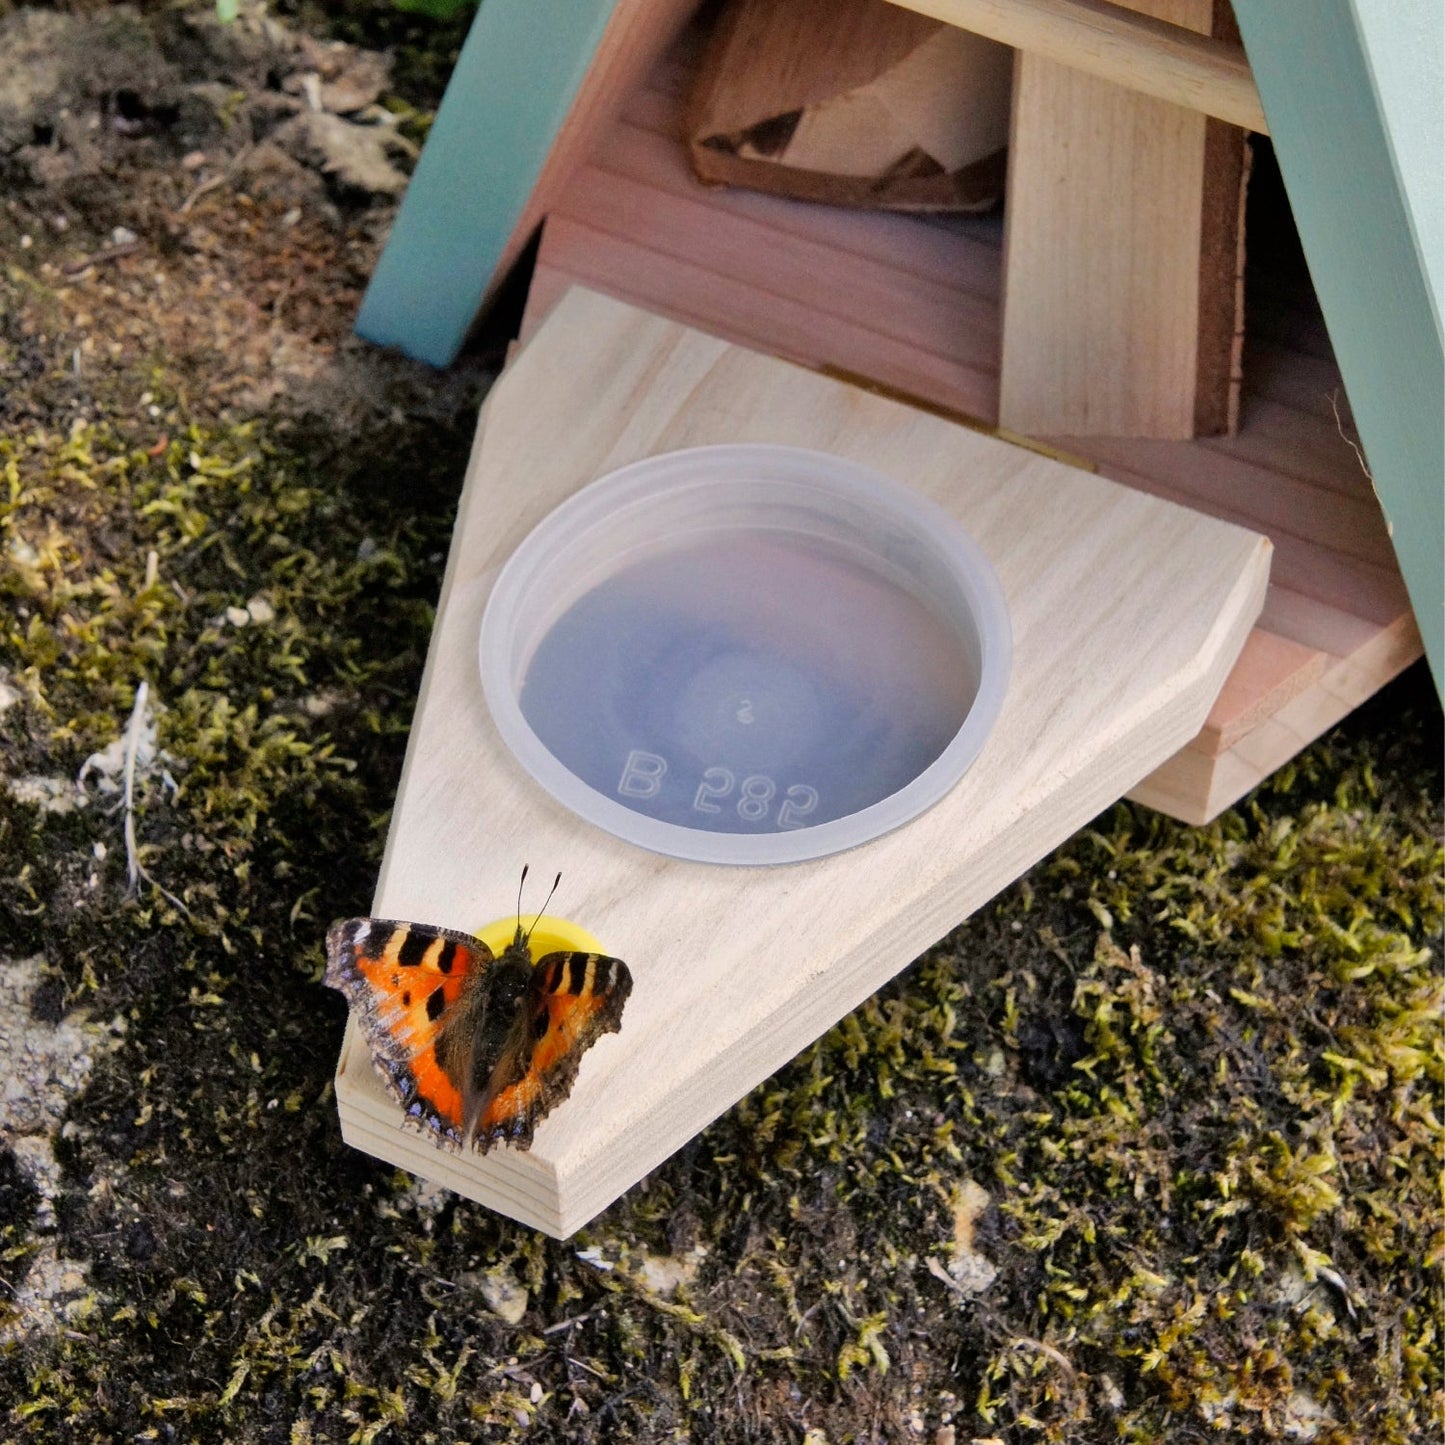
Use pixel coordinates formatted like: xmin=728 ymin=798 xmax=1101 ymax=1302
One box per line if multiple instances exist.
xmin=1232 ymin=0 xmax=1443 ymax=697
xmin=354 ymin=0 xmax=694 ymax=367
xmin=997 ymin=0 xmax=1249 ymax=439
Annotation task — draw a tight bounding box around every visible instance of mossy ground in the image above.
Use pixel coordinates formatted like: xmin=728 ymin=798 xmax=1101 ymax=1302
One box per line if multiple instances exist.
xmin=1 ymin=4 xmax=1442 ymax=1442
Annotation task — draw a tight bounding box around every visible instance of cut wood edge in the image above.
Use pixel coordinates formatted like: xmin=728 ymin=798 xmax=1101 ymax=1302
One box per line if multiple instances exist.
xmin=336 ymin=1018 xmax=567 ymax=1235
xmin=1193 ymin=110 xmax=1249 ymax=435
xmin=1102 ymin=530 xmax=1272 ymax=766
xmin=1129 ymin=609 xmax=1424 ymax=821
xmin=1194 ymin=621 xmax=1328 ymax=753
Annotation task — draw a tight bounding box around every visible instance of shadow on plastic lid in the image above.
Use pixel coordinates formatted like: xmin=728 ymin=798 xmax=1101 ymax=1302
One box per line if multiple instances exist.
xmin=479 ymin=445 xmax=1011 ymax=865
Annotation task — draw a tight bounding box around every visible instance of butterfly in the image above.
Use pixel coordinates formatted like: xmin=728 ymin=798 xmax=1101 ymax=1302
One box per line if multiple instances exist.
xmin=324 ymin=873 xmax=632 ymax=1152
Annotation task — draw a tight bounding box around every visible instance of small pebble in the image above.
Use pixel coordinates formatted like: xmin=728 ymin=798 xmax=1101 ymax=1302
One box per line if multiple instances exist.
xmin=111 ymin=226 xmax=138 ymax=247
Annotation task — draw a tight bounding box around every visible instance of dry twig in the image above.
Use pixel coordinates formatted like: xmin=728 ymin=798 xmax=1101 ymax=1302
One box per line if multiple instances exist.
xmin=61 ymin=241 xmax=141 ymax=278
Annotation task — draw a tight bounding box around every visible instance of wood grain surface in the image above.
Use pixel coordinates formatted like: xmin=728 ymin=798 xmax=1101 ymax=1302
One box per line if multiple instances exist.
xmin=333 ymin=289 xmax=1269 ymax=1234
xmin=996 ymin=0 xmax=1247 ymax=439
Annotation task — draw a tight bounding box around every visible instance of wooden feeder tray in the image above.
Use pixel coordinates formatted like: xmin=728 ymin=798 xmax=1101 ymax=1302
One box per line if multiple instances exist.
xmin=339 ymin=0 xmax=1433 ymax=1232
xmin=334 ymin=288 xmax=1269 ymax=1236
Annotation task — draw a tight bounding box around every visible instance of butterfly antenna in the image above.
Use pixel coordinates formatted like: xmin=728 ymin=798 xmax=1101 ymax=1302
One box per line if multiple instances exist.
xmin=524 ymin=871 xmax=562 ymax=946
xmin=513 ymin=864 xmax=530 ymax=945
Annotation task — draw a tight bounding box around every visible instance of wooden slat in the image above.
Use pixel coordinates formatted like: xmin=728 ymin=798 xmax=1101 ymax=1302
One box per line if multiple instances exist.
xmin=1067 ymin=434 xmax=1397 ymax=568
xmin=884 ymin=0 xmax=1268 ymax=132
xmin=1204 ymin=396 xmax=1367 ymax=498
xmin=1097 ymin=462 xmax=1410 ymax=625
xmin=997 ymin=0 xmax=1247 ymax=439
xmin=512 ymin=20 xmax=1420 ymax=822
xmin=611 ymin=93 xmax=1006 ymax=296
xmin=1193 ymin=626 xmax=1326 ymax=753
xmin=1254 ymin=585 xmax=1388 ymax=660
xmin=563 ymin=163 xmax=1001 ymax=366
xmin=529 ymin=220 xmax=999 ymax=418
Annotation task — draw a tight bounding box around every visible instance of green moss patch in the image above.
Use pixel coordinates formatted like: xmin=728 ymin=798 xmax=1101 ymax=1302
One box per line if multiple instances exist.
xmin=2 ymin=396 xmax=1440 ymax=1440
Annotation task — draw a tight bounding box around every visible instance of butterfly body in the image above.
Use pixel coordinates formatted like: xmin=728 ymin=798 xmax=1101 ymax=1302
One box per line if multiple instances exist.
xmin=325 ymin=916 xmax=632 ymax=1152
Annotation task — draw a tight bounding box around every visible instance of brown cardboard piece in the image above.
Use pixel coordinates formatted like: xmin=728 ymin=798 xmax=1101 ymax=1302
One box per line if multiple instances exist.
xmin=688 ymin=0 xmax=1011 ymax=212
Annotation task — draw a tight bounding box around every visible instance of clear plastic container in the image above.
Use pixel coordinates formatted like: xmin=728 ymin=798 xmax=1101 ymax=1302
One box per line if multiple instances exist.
xmin=479 ymin=445 xmax=1010 ymax=865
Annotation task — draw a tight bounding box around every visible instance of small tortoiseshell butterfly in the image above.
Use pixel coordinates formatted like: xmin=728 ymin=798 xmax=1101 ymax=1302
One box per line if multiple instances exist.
xmin=324 ymin=872 xmax=632 ymax=1152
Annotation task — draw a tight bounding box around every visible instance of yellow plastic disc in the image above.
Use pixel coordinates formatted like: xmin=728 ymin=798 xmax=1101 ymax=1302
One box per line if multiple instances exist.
xmin=474 ymin=914 xmax=605 ymax=962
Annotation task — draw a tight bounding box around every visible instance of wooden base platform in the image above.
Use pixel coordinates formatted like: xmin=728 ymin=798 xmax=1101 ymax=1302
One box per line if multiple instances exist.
xmin=334 ymin=289 xmax=1269 ymax=1235
xmin=515 ymin=26 xmax=1420 ymax=824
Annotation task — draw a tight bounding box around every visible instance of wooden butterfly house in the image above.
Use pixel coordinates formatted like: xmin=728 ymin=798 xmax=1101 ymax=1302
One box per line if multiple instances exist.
xmin=332 ymin=0 xmax=1442 ymax=1236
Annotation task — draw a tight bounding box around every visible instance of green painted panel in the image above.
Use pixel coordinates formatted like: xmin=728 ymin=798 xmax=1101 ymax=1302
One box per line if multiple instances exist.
xmin=1234 ymin=1 xmax=1443 ymax=698
xmin=356 ymin=0 xmax=621 ymax=366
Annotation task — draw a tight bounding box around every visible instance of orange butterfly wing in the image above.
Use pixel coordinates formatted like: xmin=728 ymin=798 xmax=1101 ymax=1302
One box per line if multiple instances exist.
xmin=325 ymin=917 xmax=492 ymax=1145
xmin=471 ymin=951 xmax=633 ymax=1152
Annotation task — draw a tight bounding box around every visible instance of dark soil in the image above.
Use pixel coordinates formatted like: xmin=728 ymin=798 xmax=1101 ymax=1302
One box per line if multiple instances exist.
xmin=0 ymin=4 xmax=1441 ymax=1442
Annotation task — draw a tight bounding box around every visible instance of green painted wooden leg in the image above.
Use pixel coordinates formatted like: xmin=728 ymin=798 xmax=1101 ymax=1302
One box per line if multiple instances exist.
xmin=1234 ymin=0 xmax=1443 ymax=697
xmin=356 ymin=0 xmax=621 ymax=367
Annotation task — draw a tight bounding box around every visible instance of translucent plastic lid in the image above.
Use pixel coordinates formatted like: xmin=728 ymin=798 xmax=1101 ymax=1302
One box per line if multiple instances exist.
xmin=479 ymin=445 xmax=1010 ymax=864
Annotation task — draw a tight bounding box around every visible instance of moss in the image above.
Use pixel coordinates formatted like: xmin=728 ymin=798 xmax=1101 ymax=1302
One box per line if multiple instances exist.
xmin=2 ymin=418 xmax=1442 ymax=1441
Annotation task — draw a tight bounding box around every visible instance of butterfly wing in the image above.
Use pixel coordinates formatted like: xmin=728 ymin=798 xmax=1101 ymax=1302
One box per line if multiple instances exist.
xmin=325 ymin=917 xmax=494 ymax=1145
xmin=469 ymin=951 xmax=633 ymax=1152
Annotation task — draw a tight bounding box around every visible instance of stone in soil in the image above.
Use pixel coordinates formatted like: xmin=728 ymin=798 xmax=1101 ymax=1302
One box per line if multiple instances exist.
xmin=0 ymin=954 xmax=125 ymax=1342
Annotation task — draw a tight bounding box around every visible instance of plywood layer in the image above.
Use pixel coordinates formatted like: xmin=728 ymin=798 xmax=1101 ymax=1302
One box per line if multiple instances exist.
xmin=517 ymin=23 xmax=1420 ymax=823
